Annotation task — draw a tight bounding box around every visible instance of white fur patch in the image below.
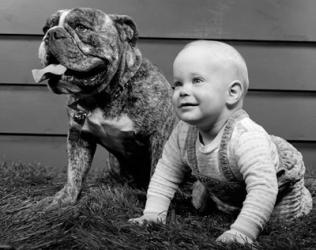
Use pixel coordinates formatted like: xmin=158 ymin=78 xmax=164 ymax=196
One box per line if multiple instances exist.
xmin=82 ymin=108 xmax=135 ymax=133
xmin=39 ymin=9 xmax=71 ymax=63
xmin=38 ymin=42 xmax=47 ymax=65
xmin=104 ymin=14 xmax=113 ymax=25
xmin=58 ymin=9 xmax=71 ymax=27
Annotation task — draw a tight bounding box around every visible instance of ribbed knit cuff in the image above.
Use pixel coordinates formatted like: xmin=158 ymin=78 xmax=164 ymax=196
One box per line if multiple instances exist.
xmin=144 ymin=194 xmax=171 ymax=215
xmin=230 ymin=215 xmax=261 ymax=241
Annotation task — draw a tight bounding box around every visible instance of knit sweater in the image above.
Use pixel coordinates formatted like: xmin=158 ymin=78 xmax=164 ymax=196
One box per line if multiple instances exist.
xmin=143 ymin=110 xmax=311 ymax=240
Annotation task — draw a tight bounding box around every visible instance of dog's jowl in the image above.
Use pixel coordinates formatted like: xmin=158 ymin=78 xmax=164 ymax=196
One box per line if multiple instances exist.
xmin=32 ymin=8 xmax=177 ymax=208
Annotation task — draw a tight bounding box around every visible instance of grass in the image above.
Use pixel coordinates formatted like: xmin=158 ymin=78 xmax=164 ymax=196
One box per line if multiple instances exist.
xmin=0 ymin=161 xmax=316 ymax=250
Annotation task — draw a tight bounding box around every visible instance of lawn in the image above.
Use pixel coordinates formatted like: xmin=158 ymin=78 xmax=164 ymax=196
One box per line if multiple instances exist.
xmin=0 ymin=161 xmax=315 ymax=250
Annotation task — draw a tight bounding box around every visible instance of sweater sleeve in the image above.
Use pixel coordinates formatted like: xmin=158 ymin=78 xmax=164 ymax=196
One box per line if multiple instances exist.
xmin=143 ymin=122 xmax=187 ymax=215
xmin=230 ymin=131 xmax=278 ymax=241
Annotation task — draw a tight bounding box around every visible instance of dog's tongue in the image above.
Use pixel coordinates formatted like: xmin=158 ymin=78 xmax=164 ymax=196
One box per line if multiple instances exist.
xmin=32 ymin=64 xmax=67 ymax=83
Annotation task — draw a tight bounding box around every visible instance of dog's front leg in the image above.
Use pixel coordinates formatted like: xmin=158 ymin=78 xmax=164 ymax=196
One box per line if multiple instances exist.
xmin=59 ymin=127 xmax=96 ymax=201
xmin=40 ymin=126 xmax=96 ymax=209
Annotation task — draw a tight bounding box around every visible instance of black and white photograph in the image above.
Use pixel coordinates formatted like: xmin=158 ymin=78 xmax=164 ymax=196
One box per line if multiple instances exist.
xmin=0 ymin=0 xmax=315 ymax=249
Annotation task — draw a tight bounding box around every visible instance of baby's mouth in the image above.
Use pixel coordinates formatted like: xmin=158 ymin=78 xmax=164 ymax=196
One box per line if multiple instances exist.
xmin=179 ymin=103 xmax=199 ymax=108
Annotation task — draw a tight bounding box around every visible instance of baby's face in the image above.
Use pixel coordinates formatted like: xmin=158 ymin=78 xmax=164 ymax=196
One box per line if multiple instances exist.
xmin=172 ymin=46 xmax=231 ymax=128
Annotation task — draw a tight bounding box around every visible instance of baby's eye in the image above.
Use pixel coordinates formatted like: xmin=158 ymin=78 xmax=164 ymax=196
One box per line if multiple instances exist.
xmin=192 ymin=77 xmax=204 ymax=84
xmin=172 ymin=81 xmax=182 ymax=90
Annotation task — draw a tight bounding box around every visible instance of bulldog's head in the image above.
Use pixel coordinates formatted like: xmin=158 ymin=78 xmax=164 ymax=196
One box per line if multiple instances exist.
xmin=33 ymin=8 xmax=142 ymax=95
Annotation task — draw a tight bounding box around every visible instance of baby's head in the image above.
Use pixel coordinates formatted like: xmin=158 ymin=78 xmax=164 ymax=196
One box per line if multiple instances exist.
xmin=172 ymin=40 xmax=249 ymax=128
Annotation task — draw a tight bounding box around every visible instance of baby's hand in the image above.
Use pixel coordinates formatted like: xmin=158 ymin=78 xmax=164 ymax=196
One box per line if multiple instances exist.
xmin=128 ymin=212 xmax=166 ymax=226
xmin=216 ymin=229 xmax=253 ymax=245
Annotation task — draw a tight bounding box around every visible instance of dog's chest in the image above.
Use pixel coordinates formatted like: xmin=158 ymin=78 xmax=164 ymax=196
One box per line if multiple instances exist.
xmin=79 ymin=108 xmax=143 ymax=156
xmin=82 ymin=108 xmax=134 ymax=132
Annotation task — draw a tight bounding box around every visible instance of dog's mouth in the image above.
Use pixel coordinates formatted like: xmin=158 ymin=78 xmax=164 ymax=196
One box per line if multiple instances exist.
xmin=32 ymin=56 xmax=108 ymax=93
xmin=33 ymin=62 xmax=106 ymax=82
xmin=62 ymin=63 xmax=107 ymax=83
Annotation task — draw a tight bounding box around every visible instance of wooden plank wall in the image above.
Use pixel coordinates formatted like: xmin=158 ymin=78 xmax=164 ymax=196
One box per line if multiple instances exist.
xmin=1 ymin=0 xmax=316 ymax=175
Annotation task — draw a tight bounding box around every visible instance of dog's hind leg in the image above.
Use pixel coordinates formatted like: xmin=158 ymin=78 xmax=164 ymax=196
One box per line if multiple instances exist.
xmin=96 ymin=150 xmax=125 ymax=185
xmin=104 ymin=150 xmax=151 ymax=189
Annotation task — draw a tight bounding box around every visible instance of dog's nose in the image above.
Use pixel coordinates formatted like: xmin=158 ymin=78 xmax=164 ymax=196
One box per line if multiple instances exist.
xmin=47 ymin=28 xmax=67 ymax=40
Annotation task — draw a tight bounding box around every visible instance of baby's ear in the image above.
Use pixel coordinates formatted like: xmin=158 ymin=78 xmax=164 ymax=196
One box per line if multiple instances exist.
xmin=226 ymin=80 xmax=243 ymax=106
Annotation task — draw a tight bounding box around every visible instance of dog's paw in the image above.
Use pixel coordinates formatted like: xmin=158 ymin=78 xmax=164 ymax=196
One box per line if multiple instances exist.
xmin=37 ymin=185 xmax=78 ymax=211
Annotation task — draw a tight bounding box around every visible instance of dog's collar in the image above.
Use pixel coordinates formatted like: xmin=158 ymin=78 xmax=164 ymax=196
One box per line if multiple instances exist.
xmin=68 ymin=91 xmax=108 ymax=111
xmin=68 ymin=78 xmax=134 ymax=108
xmin=68 ymin=82 xmax=132 ymax=125
xmin=67 ymin=91 xmax=109 ymax=125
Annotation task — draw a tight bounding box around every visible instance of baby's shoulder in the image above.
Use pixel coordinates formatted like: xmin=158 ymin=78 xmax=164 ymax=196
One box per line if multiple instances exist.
xmin=234 ymin=117 xmax=268 ymax=136
xmin=230 ymin=117 xmax=273 ymax=150
xmin=228 ymin=117 xmax=278 ymax=161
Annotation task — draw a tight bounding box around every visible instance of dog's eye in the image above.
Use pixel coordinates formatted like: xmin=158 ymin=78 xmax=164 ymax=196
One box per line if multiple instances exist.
xmin=75 ymin=24 xmax=89 ymax=32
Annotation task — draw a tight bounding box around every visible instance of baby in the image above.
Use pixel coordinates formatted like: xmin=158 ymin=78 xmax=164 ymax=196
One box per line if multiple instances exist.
xmin=129 ymin=40 xmax=313 ymax=244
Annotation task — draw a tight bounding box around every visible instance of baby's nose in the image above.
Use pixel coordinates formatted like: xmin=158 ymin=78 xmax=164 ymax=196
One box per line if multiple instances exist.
xmin=179 ymin=84 xmax=192 ymax=96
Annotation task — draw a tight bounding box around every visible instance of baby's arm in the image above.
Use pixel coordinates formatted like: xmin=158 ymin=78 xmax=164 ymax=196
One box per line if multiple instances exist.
xmin=129 ymin=123 xmax=187 ymax=225
xmin=129 ymin=159 xmax=184 ymax=225
xmin=218 ymin=131 xmax=278 ymax=244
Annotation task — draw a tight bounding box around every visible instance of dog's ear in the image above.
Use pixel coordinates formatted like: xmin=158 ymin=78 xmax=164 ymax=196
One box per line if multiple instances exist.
xmin=110 ymin=15 xmax=138 ymax=46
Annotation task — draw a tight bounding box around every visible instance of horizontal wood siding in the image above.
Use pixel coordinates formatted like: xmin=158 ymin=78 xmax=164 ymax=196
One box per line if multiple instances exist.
xmin=0 ymin=0 xmax=316 ymax=41
xmin=1 ymin=86 xmax=316 ymax=141
xmin=2 ymin=38 xmax=316 ymax=91
xmin=0 ymin=0 xmax=315 ymax=176
xmin=0 ymin=135 xmax=108 ymax=173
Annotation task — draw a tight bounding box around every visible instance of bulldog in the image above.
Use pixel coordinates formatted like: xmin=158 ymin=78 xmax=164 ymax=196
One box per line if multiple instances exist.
xmin=32 ymin=8 xmax=177 ymax=207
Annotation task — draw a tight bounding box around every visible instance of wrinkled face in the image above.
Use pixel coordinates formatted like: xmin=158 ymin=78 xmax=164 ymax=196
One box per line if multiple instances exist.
xmin=38 ymin=8 xmax=122 ymax=94
xmin=172 ymin=47 xmax=230 ymax=128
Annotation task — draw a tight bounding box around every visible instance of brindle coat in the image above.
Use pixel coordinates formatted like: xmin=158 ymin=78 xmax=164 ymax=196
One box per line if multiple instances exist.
xmin=34 ymin=8 xmax=177 ymax=208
